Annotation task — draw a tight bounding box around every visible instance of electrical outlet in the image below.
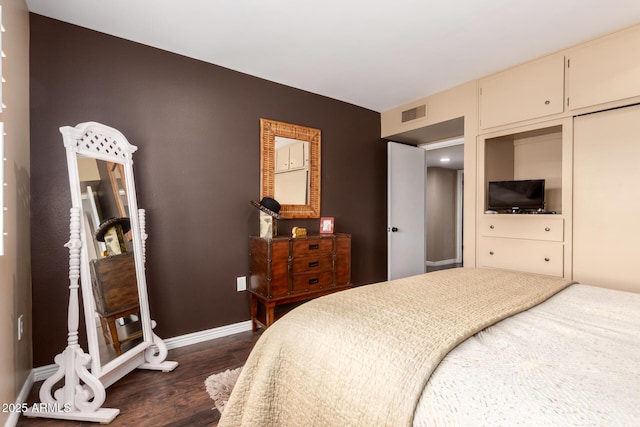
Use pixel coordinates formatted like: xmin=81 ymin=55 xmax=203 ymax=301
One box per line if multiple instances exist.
xmin=236 ymin=276 xmax=247 ymax=292
xmin=17 ymin=314 xmax=23 ymax=341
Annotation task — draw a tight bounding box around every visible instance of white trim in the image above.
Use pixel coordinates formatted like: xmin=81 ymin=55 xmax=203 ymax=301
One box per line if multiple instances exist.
xmin=456 ymin=169 xmax=464 ymax=263
xmin=32 ymin=364 xmax=59 ymax=382
xmin=426 ymin=258 xmax=458 ymax=267
xmin=164 ymin=320 xmax=253 ymax=350
xmin=420 ymin=136 xmax=464 ymax=151
xmin=5 ymin=371 xmax=35 ymax=427
xmin=30 ymin=320 xmax=253 ymax=384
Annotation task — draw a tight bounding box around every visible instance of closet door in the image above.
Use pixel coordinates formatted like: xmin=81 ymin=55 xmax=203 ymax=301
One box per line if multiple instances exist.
xmin=573 ymin=104 xmax=640 ymax=293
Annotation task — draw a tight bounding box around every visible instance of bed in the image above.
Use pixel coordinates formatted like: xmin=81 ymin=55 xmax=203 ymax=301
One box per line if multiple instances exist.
xmin=219 ymin=268 xmax=640 ymax=426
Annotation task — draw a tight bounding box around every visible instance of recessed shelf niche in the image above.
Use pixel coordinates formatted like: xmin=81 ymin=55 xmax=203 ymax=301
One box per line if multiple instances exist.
xmin=482 ymin=125 xmax=563 ymax=213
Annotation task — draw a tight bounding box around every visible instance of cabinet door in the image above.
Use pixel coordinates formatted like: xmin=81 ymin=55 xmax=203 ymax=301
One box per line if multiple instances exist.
xmin=568 ymin=25 xmax=640 ymax=110
xmin=479 ymin=55 xmax=564 ymax=130
xmin=288 ymin=141 xmax=305 ymax=169
xmin=275 ymin=146 xmax=289 ymax=172
xmin=573 ymin=104 xmax=640 ymax=293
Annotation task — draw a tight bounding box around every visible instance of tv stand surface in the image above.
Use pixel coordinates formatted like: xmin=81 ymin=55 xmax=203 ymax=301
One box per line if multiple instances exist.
xmin=486 ymin=209 xmax=557 ymax=215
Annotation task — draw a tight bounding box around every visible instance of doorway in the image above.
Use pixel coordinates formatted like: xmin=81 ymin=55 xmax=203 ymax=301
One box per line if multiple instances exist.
xmin=421 ymin=138 xmax=464 ymax=271
xmin=385 ymin=117 xmax=465 ymax=276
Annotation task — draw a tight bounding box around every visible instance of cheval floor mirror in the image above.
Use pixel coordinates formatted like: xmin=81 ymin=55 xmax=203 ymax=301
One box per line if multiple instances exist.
xmin=24 ymin=122 xmax=177 ymax=423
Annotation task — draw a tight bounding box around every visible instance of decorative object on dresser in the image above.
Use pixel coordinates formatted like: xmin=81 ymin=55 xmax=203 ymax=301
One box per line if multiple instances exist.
xmin=319 ymin=216 xmax=334 ymax=234
xmin=248 ymin=233 xmax=351 ymax=330
xmin=291 ymin=227 xmax=307 ymax=238
xmin=251 ymin=197 xmax=283 ymax=239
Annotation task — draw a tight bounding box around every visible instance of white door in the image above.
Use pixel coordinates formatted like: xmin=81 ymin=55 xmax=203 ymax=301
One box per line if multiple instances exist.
xmin=388 ymin=141 xmax=426 ymax=280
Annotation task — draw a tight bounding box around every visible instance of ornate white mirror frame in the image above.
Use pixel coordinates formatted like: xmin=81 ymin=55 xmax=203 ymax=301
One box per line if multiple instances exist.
xmin=25 ymin=122 xmax=177 ymax=423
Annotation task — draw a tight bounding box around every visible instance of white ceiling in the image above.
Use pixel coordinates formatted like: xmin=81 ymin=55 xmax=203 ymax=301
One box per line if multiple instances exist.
xmin=26 ymin=0 xmax=640 ymax=112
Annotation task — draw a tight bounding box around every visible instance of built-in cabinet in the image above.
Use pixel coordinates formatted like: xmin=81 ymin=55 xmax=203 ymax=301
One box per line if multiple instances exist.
xmin=477 ymin=120 xmax=572 ymax=278
xmin=479 ymin=55 xmax=565 ymax=130
xmin=478 ymin=216 xmax=564 ymax=277
xmin=567 ymin=25 xmax=640 ymax=111
xmin=478 ymin=24 xmax=640 ymax=132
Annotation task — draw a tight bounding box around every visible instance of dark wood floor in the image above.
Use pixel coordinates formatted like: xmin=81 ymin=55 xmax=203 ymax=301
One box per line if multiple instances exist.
xmin=18 ymin=330 xmax=261 ymax=427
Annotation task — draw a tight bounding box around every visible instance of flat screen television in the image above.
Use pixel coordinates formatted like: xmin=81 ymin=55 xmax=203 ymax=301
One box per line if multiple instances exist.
xmin=488 ymin=179 xmax=545 ymax=212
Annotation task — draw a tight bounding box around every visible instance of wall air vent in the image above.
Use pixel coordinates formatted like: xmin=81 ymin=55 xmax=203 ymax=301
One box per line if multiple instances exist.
xmin=401 ymin=104 xmax=426 ymax=123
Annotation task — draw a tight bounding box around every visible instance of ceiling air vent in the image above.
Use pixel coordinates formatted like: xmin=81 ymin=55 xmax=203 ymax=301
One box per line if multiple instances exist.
xmin=401 ymin=104 xmax=426 ymax=123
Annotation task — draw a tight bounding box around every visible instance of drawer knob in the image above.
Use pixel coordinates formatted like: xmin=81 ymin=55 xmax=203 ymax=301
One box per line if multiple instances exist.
xmin=545 ymin=100 xmax=550 ymax=105
xmin=489 ymin=225 xmax=494 ymax=229
xmin=489 ymin=251 xmax=494 ymax=255
xmin=544 ymin=257 xmax=550 ymax=262
xmin=544 ymin=227 xmax=551 ymax=232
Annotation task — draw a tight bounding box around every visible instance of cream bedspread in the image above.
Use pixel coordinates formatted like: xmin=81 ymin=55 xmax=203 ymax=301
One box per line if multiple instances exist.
xmin=220 ymin=268 xmax=574 ymax=426
xmin=415 ymin=283 xmax=640 ymax=426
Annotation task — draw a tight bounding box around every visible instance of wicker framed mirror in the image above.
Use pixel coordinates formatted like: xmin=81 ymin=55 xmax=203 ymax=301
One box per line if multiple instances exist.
xmin=260 ymin=118 xmax=321 ymax=218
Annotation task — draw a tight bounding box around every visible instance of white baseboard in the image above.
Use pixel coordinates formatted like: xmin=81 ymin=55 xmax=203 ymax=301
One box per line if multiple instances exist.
xmin=26 ymin=319 xmax=254 ymax=404
xmin=164 ymin=320 xmax=253 ymax=350
xmin=426 ymin=258 xmax=458 ymax=267
xmin=5 ymin=370 xmax=36 ymax=427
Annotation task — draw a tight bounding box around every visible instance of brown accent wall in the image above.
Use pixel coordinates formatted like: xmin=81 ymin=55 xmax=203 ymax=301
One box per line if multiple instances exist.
xmin=30 ymin=14 xmax=386 ymax=366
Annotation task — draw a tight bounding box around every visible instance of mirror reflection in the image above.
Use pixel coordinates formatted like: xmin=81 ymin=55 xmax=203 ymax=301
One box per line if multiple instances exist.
xmin=77 ymin=156 xmax=143 ymax=366
xmin=274 ymin=136 xmax=310 ymax=205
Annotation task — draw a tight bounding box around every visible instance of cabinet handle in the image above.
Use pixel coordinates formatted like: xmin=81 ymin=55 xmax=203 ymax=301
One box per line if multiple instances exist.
xmin=545 ymin=227 xmax=551 ymax=232
xmin=308 ymin=261 xmax=319 ymax=268
xmin=309 ymin=244 xmax=319 ymax=250
xmin=489 ymin=225 xmax=494 ymax=229
xmin=544 ymin=100 xmax=550 ymax=105
xmin=308 ymin=278 xmax=319 ymax=285
xmin=489 ymin=251 xmax=494 ymax=255
xmin=544 ymin=257 xmax=550 ymax=262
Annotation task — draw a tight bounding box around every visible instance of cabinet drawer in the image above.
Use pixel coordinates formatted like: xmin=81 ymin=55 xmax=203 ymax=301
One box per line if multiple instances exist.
xmin=480 ymin=215 xmax=563 ymax=241
xmin=292 ymin=238 xmax=333 ymax=256
xmin=479 ymin=237 xmax=564 ymax=277
xmin=292 ymin=254 xmax=333 ymax=274
xmin=292 ymin=271 xmax=334 ymax=292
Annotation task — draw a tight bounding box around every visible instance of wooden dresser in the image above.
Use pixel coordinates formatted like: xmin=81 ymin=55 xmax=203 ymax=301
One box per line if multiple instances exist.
xmin=248 ymin=233 xmax=351 ymax=330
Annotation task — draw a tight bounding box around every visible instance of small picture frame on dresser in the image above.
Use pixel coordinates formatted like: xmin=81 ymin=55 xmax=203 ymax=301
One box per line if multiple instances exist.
xmin=320 ymin=217 xmax=334 ymax=234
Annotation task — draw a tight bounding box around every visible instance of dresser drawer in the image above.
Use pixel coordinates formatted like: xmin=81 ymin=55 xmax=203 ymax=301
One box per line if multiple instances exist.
xmin=292 ymin=271 xmax=334 ymax=292
xmin=479 ymin=237 xmax=564 ymax=277
xmin=292 ymin=238 xmax=333 ymax=256
xmin=480 ymin=215 xmax=563 ymax=241
xmin=292 ymin=254 xmax=333 ymax=274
